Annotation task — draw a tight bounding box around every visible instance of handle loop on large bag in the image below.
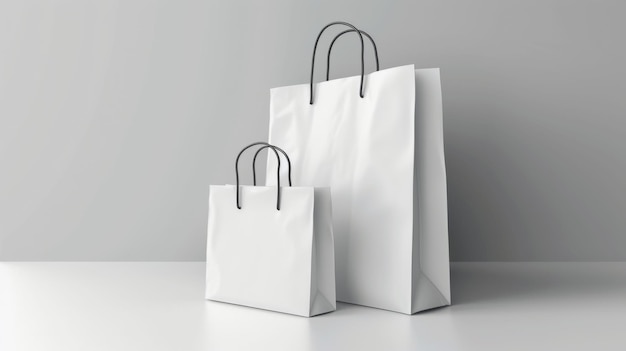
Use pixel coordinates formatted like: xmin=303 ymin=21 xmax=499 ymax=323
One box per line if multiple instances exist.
xmin=251 ymin=145 xmax=292 ymax=187
xmin=310 ymin=21 xmax=365 ymax=104
xmin=235 ymin=142 xmax=292 ymax=211
xmin=326 ymin=29 xmax=379 ymax=81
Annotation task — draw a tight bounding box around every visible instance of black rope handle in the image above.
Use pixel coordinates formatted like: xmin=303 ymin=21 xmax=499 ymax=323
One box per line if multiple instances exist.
xmin=326 ymin=29 xmax=379 ymax=81
xmin=310 ymin=21 xmax=365 ymax=104
xmin=235 ymin=142 xmax=292 ymax=210
xmin=251 ymin=145 xmax=292 ymax=187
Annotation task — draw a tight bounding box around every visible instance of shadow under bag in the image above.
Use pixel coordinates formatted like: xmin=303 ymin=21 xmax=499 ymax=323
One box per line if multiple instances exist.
xmin=266 ymin=22 xmax=451 ymax=314
xmin=206 ymin=142 xmax=335 ymax=317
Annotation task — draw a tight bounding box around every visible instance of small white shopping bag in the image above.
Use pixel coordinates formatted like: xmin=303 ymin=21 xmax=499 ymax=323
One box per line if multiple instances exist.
xmin=206 ymin=142 xmax=335 ymax=317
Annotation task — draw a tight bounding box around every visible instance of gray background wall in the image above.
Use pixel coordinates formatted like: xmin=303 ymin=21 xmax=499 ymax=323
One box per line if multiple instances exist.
xmin=0 ymin=0 xmax=624 ymax=261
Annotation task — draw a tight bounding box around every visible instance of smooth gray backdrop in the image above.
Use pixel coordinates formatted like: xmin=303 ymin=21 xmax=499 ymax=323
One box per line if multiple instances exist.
xmin=1 ymin=0 xmax=624 ymax=261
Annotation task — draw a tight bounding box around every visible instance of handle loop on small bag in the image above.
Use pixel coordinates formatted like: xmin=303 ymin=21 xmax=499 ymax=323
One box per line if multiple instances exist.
xmin=235 ymin=142 xmax=292 ymax=211
xmin=310 ymin=21 xmax=365 ymax=104
xmin=326 ymin=29 xmax=379 ymax=81
xmin=251 ymin=145 xmax=292 ymax=187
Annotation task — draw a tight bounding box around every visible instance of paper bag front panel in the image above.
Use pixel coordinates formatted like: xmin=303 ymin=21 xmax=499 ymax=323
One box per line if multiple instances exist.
xmin=206 ymin=185 xmax=315 ymax=317
xmin=268 ymin=65 xmax=417 ymax=313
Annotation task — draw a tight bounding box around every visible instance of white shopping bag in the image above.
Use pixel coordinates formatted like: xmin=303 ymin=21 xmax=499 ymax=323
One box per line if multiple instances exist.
xmin=267 ymin=22 xmax=450 ymax=314
xmin=206 ymin=142 xmax=335 ymax=317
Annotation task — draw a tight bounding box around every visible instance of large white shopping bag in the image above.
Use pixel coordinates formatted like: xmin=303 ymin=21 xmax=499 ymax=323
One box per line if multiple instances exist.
xmin=267 ymin=22 xmax=450 ymax=314
xmin=206 ymin=142 xmax=335 ymax=317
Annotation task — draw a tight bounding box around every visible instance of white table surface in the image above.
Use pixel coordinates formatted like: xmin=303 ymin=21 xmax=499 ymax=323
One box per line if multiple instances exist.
xmin=1 ymin=262 xmax=625 ymax=351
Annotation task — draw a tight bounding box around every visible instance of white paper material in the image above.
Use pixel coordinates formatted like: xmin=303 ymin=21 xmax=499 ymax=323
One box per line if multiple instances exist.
xmin=206 ymin=185 xmax=335 ymax=317
xmin=267 ymin=65 xmax=450 ymax=314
